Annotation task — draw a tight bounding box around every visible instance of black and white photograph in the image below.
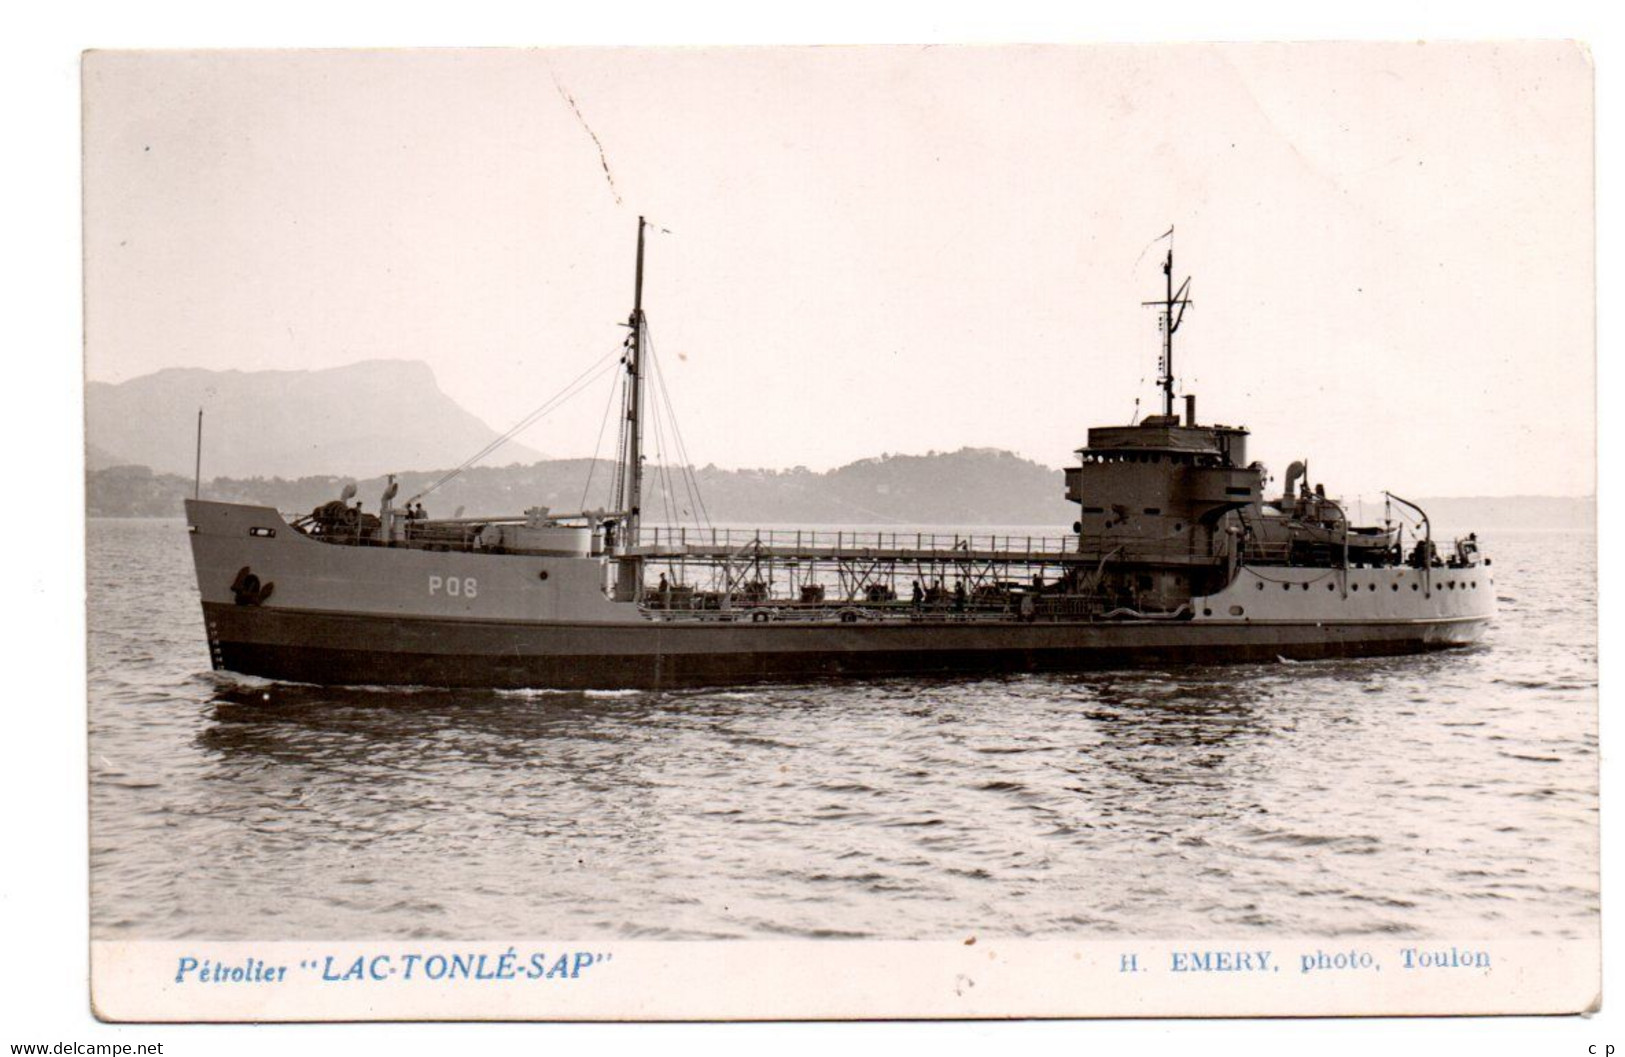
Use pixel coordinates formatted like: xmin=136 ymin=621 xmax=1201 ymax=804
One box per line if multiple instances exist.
xmin=75 ymin=42 xmax=1596 ymax=1022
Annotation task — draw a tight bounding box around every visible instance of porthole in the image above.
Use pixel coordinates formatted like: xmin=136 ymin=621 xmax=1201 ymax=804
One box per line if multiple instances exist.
xmin=1302 ymin=583 xmax=1310 ymax=591
xmin=1391 ymin=583 xmax=1399 ymax=591
xmin=1412 ymin=583 xmax=1419 ymax=591
xmin=1282 ymin=583 xmax=1291 ymax=591
xmin=1327 ymin=583 xmax=1336 ymax=591
xmin=537 ymin=570 xmax=549 ymax=581
xmin=1229 ymin=604 xmax=1245 ymax=616
xmin=1471 ymin=581 xmax=1477 ymax=588
xmin=1202 ymin=607 xmax=1212 ymax=616
xmin=1257 ymin=582 xmax=1265 ymax=591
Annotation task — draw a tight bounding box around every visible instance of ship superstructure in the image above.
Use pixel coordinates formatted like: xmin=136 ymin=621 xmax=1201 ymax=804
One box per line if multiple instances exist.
xmin=184 ymin=220 xmax=1494 ymax=689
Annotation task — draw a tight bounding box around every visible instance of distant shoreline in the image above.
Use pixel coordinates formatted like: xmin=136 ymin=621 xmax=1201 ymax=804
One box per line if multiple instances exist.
xmin=85 ymin=458 xmax=1595 ymax=533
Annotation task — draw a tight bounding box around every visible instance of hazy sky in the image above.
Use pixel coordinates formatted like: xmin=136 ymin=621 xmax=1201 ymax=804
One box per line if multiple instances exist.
xmin=83 ymin=44 xmax=1593 ymax=498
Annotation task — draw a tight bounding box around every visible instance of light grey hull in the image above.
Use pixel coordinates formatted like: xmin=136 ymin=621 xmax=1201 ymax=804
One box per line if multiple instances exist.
xmin=187 ymin=500 xmax=1495 ymax=690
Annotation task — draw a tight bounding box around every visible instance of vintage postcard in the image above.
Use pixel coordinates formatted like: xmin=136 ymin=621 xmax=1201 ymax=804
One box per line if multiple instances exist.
xmin=82 ymin=43 xmax=1597 ymax=1020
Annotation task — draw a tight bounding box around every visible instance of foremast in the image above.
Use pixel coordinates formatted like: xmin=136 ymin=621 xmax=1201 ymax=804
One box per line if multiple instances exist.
xmin=610 ymin=216 xmax=649 ymax=600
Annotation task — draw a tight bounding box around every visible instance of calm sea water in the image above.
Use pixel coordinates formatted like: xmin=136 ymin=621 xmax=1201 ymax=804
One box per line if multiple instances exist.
xmin=87 ymin=519 xmax=1597 ymax=941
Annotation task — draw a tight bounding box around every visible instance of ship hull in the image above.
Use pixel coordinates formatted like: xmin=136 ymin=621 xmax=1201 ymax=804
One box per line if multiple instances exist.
xmin=201 ymin=601 xmax=1489 ymax=690
xmin=186 ymin=499 xmax=1494 ymax=690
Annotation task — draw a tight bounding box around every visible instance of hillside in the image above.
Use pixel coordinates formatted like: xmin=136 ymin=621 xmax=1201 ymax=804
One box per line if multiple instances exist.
xmin=86 ymin=448 xmax=1074 ymax=525
xmin=85 ymin=360 xmax=541 ymax=480
xmin=85 ymin=450 xmax=1594 ymax=532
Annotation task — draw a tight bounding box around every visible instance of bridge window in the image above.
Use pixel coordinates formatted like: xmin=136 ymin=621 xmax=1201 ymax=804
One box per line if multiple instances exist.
xmin=1144 ymin=508 xmax=1162 ymax=515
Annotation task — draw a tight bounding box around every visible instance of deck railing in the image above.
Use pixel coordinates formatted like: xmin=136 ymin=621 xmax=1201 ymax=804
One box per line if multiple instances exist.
xmin=631 ymin=526 xmax=1232 ymax=566
xmin=292 ymin=516 xmax=1256 ymax=568
xmin=633 ymin=526 xmax=1083 ymax=555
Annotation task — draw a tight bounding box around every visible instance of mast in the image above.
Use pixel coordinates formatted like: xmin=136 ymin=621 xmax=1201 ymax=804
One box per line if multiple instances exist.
xmin=193 ymin=408 xmax=203 ymax=500
xmin=1143 ymin=231 xmax=1192 ymax=419
xmin=619 ymin=215 xmax=648 ymax=547
xmin=1161 ymin=249 xmax=1175 ymax=417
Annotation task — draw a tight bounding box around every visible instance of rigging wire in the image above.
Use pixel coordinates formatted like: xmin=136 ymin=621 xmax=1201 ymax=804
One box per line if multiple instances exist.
xmin=662 ymin=355 xmax=711 ymax=527
xmin=647 ymin=352 xmax=698 ymax=526
xmin=408 ymin=348 xmax=621 ymax=505
xmin=658 ymin=411 xmax=680 ymax=525
xmin=578 ymin=360 xmax=624 ymax=513
xmin=645 ymin=358 xmax=677 ymax=527
xmin=660 ymin=417 xmax=681 ymax=525
xmin=653 ymin=350 xmax=704 ymax=528
xmin=644 ymin=327 xmax=712 ymax=528
xmin=643 ymin=345 xmax=675 ymax=525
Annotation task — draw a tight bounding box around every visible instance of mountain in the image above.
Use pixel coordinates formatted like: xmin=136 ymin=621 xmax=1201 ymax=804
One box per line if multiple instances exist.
xmin=84 ymin=360 xmax=541 ymax=480
xmin=83 ymin=446 xmax=1597 ymax=533
xmin=85 ymin=442 xmax=129 ymax=471
xmin=85 ymin=447 xmax=1074 ymax=524
xmin=86 ymin=448 xmax=1069 ymax=522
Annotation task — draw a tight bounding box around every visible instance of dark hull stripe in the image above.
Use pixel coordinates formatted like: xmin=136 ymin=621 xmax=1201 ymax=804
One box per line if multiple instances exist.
xmin=202 ymin=602 xmax=1488 ymax=690
xmin=216 ymin=601 xmax=1491 ymax=631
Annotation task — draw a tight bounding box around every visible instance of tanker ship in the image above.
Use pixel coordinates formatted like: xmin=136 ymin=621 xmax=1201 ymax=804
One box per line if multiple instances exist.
xmin=185 ymin=220 xmax=1494 ymax=689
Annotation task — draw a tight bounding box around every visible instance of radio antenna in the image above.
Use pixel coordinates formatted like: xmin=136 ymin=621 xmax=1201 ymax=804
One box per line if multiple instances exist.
xmin=1141 ymin=227 xmax=1193 ymax=418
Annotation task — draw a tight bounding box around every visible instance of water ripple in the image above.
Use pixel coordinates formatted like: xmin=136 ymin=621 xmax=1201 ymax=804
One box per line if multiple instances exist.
xmin=88 ymin=520 xmax=1598 ymax=941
